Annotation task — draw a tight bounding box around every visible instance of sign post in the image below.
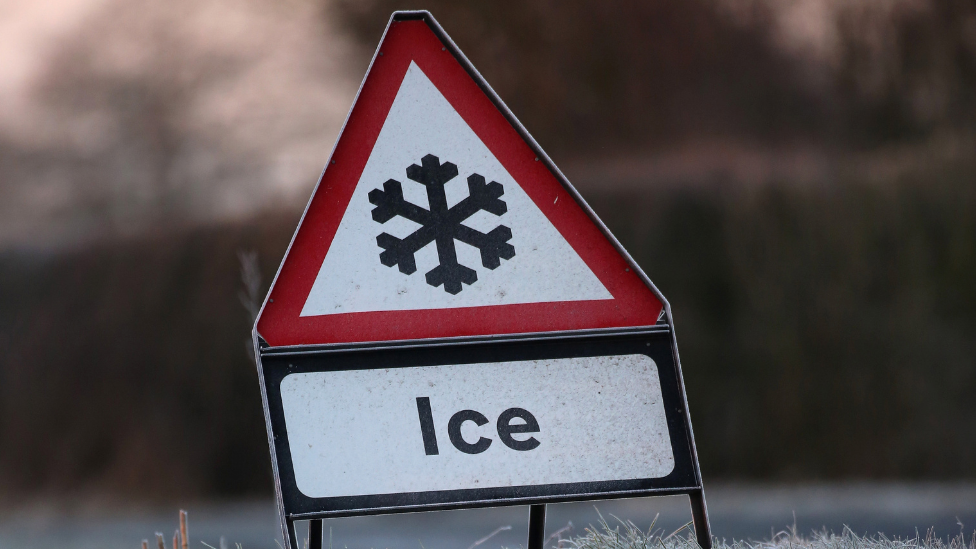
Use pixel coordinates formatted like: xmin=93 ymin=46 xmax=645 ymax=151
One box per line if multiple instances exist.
xmin=253 ymin=11 xmax=711 ymax=549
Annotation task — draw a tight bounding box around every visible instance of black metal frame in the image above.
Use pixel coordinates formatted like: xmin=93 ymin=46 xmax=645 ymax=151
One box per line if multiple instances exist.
xmin=255 ymin=329 xmax=710 ymax=548
xmin=252 ymin=9 xmax=712 ymax=549
xmin=262 ymin=331 xmax=693 ymax=514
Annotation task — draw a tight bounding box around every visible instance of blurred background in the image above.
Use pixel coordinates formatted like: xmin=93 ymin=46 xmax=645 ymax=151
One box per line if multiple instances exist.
xmin=1 ymin=0 xmax=975 ymax=546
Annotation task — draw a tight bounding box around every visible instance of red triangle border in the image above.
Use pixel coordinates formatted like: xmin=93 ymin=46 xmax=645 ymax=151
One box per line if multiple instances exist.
xmin=256 ymin=17 xmax=662 ymax=347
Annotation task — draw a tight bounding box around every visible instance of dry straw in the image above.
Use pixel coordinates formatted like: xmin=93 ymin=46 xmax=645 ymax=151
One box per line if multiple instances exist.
xmin=138 ymin=511 xmax=190 ymax=549
xmin=180 ymin=510 xmax=189 ymax=549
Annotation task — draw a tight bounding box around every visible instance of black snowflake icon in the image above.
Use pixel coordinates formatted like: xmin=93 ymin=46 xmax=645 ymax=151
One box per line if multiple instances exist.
xmin=368 ymin=154 xmax=516 ymax=294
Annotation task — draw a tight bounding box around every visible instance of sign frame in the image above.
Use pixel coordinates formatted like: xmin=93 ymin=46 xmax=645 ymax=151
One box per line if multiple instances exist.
xmin=252 ymin=10 xmax=711 ymax=549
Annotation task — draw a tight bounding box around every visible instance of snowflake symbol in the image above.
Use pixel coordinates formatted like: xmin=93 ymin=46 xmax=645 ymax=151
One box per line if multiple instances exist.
xmin=368 ymin=154 xmax=516 ymax=294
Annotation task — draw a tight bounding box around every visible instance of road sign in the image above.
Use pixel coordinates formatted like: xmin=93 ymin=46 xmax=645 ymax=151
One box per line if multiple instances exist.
xmin=253 ymin=11 xmax=711 ymax=549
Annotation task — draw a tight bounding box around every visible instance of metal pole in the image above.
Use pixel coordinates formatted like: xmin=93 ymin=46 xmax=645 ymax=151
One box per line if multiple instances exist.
xmin=689 ymin=490 xmax=712 ymax=549
xmin=285 ymin=519 xmax=298 ymax=549
xmin=527 ymin=504 xmax=547 ymax=549
xmin=309 ymin=519 xmax=323 ymax=549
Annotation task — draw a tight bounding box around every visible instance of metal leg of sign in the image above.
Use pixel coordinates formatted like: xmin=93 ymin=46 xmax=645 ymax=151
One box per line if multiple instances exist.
xmin=527 ymin=504 xmax=547 ymax=549
xmin=689 ymin=489 xmax=713 ymax=549
xmin=309 ymin=519 xmax=323 ymax=549
xmin=285 ymin=518 xmax=298 ymax=549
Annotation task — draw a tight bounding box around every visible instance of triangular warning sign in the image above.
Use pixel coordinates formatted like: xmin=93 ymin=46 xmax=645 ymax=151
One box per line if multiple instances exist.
xmin=257 ymin=13 xmax=664 ymax=347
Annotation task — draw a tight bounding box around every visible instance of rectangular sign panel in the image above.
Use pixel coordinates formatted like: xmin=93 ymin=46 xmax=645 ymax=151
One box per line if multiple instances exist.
xmin=280 ymin=354 xmax=675 ymax=498
xmin=257 ymin=329 xmax=700 ymax=518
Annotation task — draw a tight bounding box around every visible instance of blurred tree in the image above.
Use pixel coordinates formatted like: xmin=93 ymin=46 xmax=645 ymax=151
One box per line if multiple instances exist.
xmin=336 ymin=0 xmax=976 ymax=153
xmin=833 ymin=0 xmax=976 ymax=144
xmin=334 ymin=0 xmax=828 ymax=158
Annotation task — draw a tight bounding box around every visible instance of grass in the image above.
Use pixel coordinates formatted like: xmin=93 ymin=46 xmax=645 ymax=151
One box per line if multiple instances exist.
xmin=550 ymin=512 xmax=976 ymax=549
xmin=150 ymin=507 xmax=976 ymax=549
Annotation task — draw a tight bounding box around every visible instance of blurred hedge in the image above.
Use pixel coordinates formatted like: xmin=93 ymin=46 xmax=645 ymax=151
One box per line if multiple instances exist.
xmin=589 ymin=169 xmax=976 ymax=478
xmin=1 ymin=0 xmax=974 ymax=499
xmin=1 ymin=168 xmax=974 ymax=497
xmin=0 ymin=216 xmax=295 ymax=497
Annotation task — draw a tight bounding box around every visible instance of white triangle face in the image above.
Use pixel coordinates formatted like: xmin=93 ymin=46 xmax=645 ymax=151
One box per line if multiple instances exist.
xmin=301 ymin=62 xmax=612 ymax=317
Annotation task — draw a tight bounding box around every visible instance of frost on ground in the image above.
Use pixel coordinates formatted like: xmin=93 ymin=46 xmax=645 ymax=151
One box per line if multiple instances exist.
xmin=545 ymin=512 xmax=976 ymax=549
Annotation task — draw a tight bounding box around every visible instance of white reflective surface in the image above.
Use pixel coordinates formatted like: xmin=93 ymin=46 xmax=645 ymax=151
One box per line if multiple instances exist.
xmin=280 ymin=354 xmax=674 ymax=498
